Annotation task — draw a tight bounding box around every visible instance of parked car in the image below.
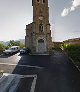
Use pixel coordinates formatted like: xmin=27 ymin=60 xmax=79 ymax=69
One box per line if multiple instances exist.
xmin=20 ymin=48 xmax=31 ymax=54
xmin=3 ymin=46 xmax=20 ymax=55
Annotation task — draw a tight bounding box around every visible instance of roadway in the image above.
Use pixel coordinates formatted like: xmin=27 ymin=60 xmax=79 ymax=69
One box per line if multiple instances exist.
xmin=0 ymin=51 xmax=80 ymax=92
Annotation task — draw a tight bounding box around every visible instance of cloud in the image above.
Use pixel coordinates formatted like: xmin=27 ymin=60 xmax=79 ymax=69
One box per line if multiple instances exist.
xmin=61 ymin=0 xmax=80 ymax=16
xmin=61 ymin=8 xmax=70 ymax=16
xmin=72 ymin=0 xmax=80 ymax=7
xmin=70 ymin=6 xmax=75 ymax=11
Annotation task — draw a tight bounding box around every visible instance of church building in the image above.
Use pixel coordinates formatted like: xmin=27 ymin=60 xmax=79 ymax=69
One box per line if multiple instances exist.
xmin=25 ymin=0 xmax=53 ymax=54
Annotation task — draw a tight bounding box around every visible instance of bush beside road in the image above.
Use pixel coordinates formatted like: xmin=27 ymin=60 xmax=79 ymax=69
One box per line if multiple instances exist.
xmin=61 ymin=44 xmax=80 ymax=69
xmin=0 ymin=43 xmax=5 ymax=55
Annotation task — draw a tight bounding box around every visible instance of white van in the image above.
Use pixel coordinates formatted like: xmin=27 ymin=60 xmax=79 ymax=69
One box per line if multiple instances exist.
xmin=3 ymin=46 xmax=20 ymax=55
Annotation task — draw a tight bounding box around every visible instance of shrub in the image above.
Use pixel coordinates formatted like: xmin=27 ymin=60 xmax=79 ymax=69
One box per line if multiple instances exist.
xmin=0 ymin=43 xmax=5 ymax=53
xmin=63 ymin=44 xmax=80 ymax=65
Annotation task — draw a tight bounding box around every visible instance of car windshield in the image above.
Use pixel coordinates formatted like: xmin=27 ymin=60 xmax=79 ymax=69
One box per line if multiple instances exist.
xmin=8 ymin=48 xmax=14 ymax=50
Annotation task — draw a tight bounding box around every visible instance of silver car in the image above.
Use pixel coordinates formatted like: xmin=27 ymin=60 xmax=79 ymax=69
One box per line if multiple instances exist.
xmin=3 ymin=46 xmax=20 ymax=55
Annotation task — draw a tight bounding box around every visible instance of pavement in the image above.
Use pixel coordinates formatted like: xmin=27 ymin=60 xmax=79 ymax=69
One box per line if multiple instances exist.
xmin=0 ymin=51 xmax=80 ymax=92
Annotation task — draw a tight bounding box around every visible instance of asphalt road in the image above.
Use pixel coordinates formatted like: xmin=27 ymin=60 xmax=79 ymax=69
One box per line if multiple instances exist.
xmin=0 ymin=52 xmax=80 ymax=92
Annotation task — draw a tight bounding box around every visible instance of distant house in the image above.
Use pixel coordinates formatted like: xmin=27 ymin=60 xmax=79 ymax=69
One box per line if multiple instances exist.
xmin=53 ymin=42 xmax=62 ymax=48
xmin=63 ymin=38 xmax=80 ymax=45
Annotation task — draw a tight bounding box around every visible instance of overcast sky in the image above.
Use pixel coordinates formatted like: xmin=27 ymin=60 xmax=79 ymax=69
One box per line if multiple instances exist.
xmin=0 ymin=0 xmax=80 ymax=42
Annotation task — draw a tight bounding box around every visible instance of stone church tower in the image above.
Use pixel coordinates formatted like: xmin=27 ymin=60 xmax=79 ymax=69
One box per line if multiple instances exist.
xmin=25 ymin=0 xmax=53 ymax=54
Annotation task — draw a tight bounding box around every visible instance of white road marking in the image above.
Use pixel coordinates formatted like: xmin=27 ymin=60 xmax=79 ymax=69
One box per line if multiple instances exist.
xmin=3 ymin=73 xmax=37 ymax=78
xmin=0 ymin=63 xmax=43 ymax=69
xmin=30 ymin=75 xmax=37 ymax=92
xmin=0 ymin=73 xmax=37 ymax=92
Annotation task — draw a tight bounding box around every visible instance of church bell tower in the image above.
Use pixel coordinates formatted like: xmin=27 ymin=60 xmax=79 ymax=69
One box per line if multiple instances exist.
xmin=25 ymin=0 xmax=52 ymax=54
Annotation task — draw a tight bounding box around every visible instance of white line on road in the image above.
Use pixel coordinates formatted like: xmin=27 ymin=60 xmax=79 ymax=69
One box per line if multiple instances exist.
xmin=0 ymin=63 xmax=43 ymax=69
xmin=3 ymin=73 xmax=37 ymax=78
xmin=30 ymin=75 xmax=37 ymax=92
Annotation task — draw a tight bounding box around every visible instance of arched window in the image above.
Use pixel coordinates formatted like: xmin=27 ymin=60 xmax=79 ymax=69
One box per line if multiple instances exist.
xmin=39 ymin=24 xmax=44 ymax=32
xmin=43 ymin=0 xmax=45 ymax=3
xmin=37 ymin=0 xmax=39 ymax=2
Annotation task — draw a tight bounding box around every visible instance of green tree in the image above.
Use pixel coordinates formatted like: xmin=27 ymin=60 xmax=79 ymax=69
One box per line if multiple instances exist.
xmin=15 ymin=41 xmax=20 ymax=46
xmin=0 ymin=43 xmax=5 ymax=53
xmin=20 ymin=43 xmax=25 ymax=49
xmin=7 ymin=40 xmax=19 ymax=48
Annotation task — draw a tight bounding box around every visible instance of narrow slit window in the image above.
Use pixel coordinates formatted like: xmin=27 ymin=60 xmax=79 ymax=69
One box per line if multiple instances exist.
xmin=43 ymin=0 xmax=45 ymax=3
xmin=39 ymin=24 xmax=44 ymax=32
